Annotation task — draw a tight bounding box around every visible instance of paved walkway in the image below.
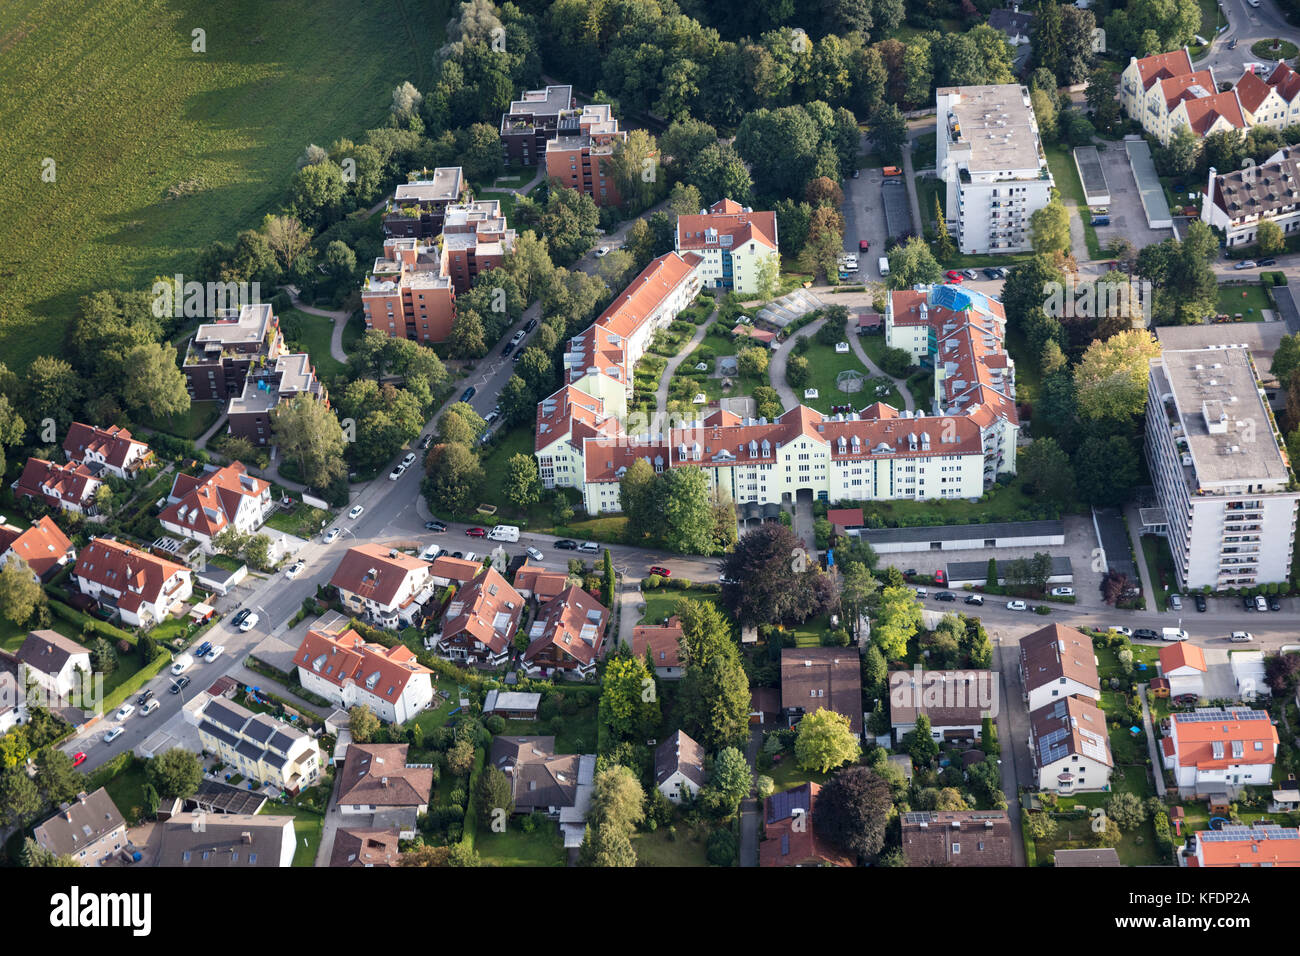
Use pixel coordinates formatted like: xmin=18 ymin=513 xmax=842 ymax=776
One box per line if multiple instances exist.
xmin=991 ymin=631 xmax=1028 ymax=867
xmin=1122 ymin=503 xmax=1158 ymax=609
xmin=901 ymin=138 xmax=923 ymax=237
xmin=1139 ymin=684 xmax=1167 ymax=798
xmin=194 ymin=415 xmax=228 ymax=451
xmin=848 ymin=333 xmax=915 ymax=411
xmin=769 ymin=315 xmax=914 ymax=414
xmin=654 ymin=308 xmax=716 ymax=415
xmin=285 ymin=286 xmax=351 ymax=363
xmin=229 ymin=661 xmax=325 ymax=718
xmin=1064 ymin=199 xmax=1090 ymax=263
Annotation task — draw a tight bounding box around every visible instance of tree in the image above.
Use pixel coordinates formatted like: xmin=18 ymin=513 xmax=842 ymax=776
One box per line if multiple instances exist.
xmin=1257 ymin=219 xmax=1285 ymax=256
xmin=0 ymin=558 xmax=45 ymax=626
xmin=814 ymin=765 xmax=892 ymax=861
xmin=272 ymin=395 xmax=346 ymax=491
xmin=932 ymin=195 xmax=955 ymax=260
xmin=600 ymin=655 xmax=660 ymax=742
xmin=1271 ymin=334 xmax=1300 ymax=391
xmin=1024 ymin=811 xmax=1058 ymax=842
xmin=349 ymin=705 xmax=380 ymax=744
xmin=23 ymin=355 xmax=83 ymax=434
xmin=618 ymin=457 xmax=659 ymax=543
xmin=754 ymin=254 xmax=780 ymax=301
xmin=1075 ymin=434 xmax=1141 ymax=507
xmin=0 ymin=770 xmax=42 ymax=828
xmin=477 ymin=764 xmax=514 ymax=819
xmin=706 ymin=746 xmax=754 ymax=818
xmin=449 ymin=308 xmax=488 ymax=359
xmin=1018 ymin=437 xmax=1076 ymax=507
xmin=659 ymin=466 xmax=715 ymax=555
xmin=794 ymin=708 xmax=861 ymax=774
xmin=447 ymin=738 xmax=476 ymax=776
xmin=886 ymin=236 xmax=942 ymax=289
xmin=1074 ymin=329 xmax=1161 ymax=424
xmin=678 ymin=599 xmax=752 ymax=749
xmin=147 ymin=748 xmax=202 ymax=799
xmin=503 ymin=454 xmax=541 ymax=509
xmin=720 ymin=523 xmax=833 ymax=627
xmin=907 ymin=713 xmax=941 ymax=767
xmin=873 ymin=585 xmax=922 ymax=661
xmin=538 ymin=186 xmax=600 ymax=265
xmin=21 ymin=837 xmax=80 ymax=868
xmin=737 ymin=346 xmax=769 ymax=379
xmin=120 ymin=341 xmax=191 ymax=421
xmin=422 ymin=442 xmax=485 ymax=515
xmin=840 ymin=561 xmax=880 ymax=637
xmin=1030 ymin=199 xmax=1071 ymax=255
xmin=869 ymin=102 xmax=908 ymax=164
xmin=262 ymin=214 xmax=314 ymax=272
xmin=36 ymin=749 xmax=82 ymax=807
xmin=786 ymin=354 xmax=812 ymax=390
xmin=0 ymin=394 xmax=24 ymax=477
xmin=289 ymin=160 xmax=346 ymax=227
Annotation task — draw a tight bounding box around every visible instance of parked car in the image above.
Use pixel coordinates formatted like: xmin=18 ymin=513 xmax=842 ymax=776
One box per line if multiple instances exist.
xmin=914 ymin=587 xmax=928 ymax=599
xmin=484 ymin=410 xmax=500 ymax=426
xmin=1194 ymin=593 xmax=1207 ymax=612
xmin=285 ymin=560 xmax=306 ymax=580
xmin=1174 ymin=693 xmax=1200 ymax=706
xmin=466 ymin=527 xmax=487 ymax=537
xmin=451 ymin=551 xmax=464 ymax=559
xmin=169 ymin=676 xmax=191 ymax=694
xmin=595 ymin=246 xmax=609 ymax=257
xmin=136 ymin=689 xmax=154 ymax=706
xmin=944 ymin=270 xmax=964 ymax=283
xmin=1229 ymin=631 xmax=1254 ymax=642
xmin=204 ymin=645 xmax=224 ymax=663
xmin=1243 ymin=594 xmax=1256 ymax=612
xmin=1006 ymin=600 xmax=1027 ymax=611
xmin=903 ymin=568 xmax=918 ymax=578
xmin=170 ymin=654 xmax=193 ymax=676
xmin=72 ymin=752 xmax=87 ymax=767
xmin=420 ymin=543 xmax=442 ymax=561
xmin=420 ymin=434 xmax=434 ymax=450
xmin=1259 ymin=258 xmax=1277 ymax=266
xmin=526 ymin=546 xmax=544 ymax=562
xmin=859 ymin=239 xmax=869 ymax=252
xmin=502 ymin=341 xmax=515 ymax=357
xmin=1133 ymin=628 xmax=1160 ymax=641
xmin=116 ymin=703 xmax=135 ymax=720
xmin=523 ymin=318 xmax=538 ymax=333
xmin=982 ymin=267 xmax=1000 ymax=279
xmin=238 ymin=612 xmax=259 ymax=632
xmin=1091 ymin=215 xmax=1110 ymax=226
xmin=231 ymin=608 xmax=251 ymax=628
xmin=964 ymin=594 xmax=984 ymax=606
xmin=1168 ymin=593 xmax=1182 ymax=610
xmin=425 ymin=520 xmax=447 ymax=532
xmin=511 ymin=330 xmax=526 ymax=345
xmin=579 ymin=541 xmax=600 ymax=554
xmin=934 ymin=590 xmax=956 ymax=602
xmin=1050 ymin=586 xmax=1074 ymax=597
xmin=462 ymin=551 xmax=477 ymax=562
xmin=348 ymin=505 xmax=364 ymax=519
xmin=852 ymin=169 xmax=861 ymax=179
xmin=195 ymin=642 xmax=212 ymax=659
xmin=323 ymin=528 xmax=341 ymax=543
xmin=1255 ymin=594 xmax=1269 ymax=612
xmin=649 ymin=566 xmax=672 ymax=578
xmin=461 ymin=386 xmax=476 ymax=403
xmin=933 ymin=569 xmax=947 ymax=586
xmin=104 ymin=728 xmax=124 ymax=743
xmin=1270 ymin=596 xmax=1282 ymax=611
xmin=140 ymin=699 xmax=160 ymax=716
xmin=1106 ymin=626 xmax=1132 ymax=637
xmin=388 ymin=463 xmax=407 ymax=481
xmin=961 ymin=269 xmax=978 ymax=280
xmin=402 ymin=453 xmax=417 ymax=467
xmin=1234 ymin=260 xmax=1257 ymax=270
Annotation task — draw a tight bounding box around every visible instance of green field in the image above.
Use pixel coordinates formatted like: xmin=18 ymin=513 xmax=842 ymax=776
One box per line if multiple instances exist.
xmin=1215 ymin=284 xmax=1272 ymax=320
xmin=0 ymin=0 xmax=445 ymax=370
xmin=794 ymin=340 xmax=904 ymax=414
xmin=281 ymin=309 xmax=347 ymax=382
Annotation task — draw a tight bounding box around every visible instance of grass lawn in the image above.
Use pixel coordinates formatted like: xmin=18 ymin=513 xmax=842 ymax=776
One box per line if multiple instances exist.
xmin=1044 ymin=144 xmax=1101 ymax=260
xmin=786 ymin=613 xmax=832 ymax=647
xmin=137 ymin=400 xmax=223 ymax=440
xmin=0 ymin=0 xmax=447 ymax=372
xmin=0 ymin=617 xmax=79 ymax=654
xmin=1140 ymin=534 xmax=1176 ymax=611
xmin=768 ymin=754 xmax=828 ymax=793
xmin=793 ymin=340 xmax=903 ymax=414
xmin=853 ymin=475 xmax=1040 ymax=526
xmin=273 ymin=804 xmax=325 ymax=866
xmin=341 ymin=312 xmax=365 ymax=355
xmin=631 ymin=823 xmax=714 ymax=866
xmin=912 ymin=133 xmax=937 ymax=169
xmin=264 ymin=502 xmax=333 ymax=538
xmin=1095 ymin=644 xmax=1160 ymax=682
xmin=102 ymin=758 xmax=152 ymax=826
xmin=916 ymin=176 xmax=943 ymax=232
xmin=498 ymin=703 xmax=599 ymax=755
xmin=281 ymin=309 xmax=347 ymax=382
xmin=1215 ymin=284 xmax=1272 ymax=320
xmin=637 ymin=588 xmax=719 ymax=627
xmin=477 ymin=822 xmax=567 ymax=866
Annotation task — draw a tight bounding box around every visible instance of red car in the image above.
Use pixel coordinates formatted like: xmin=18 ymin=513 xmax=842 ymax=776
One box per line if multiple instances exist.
xmin=858 ymin=239 xmax=869 ymax=252
xmin=648 ymin=566 xmax=672 ymax=578
xmin=934 ymin=569 xmax=947 ymax=586
xmin=72 ymin=752 xmax=87 ymax=767
xmin=944 ymin=270 xmax=964 ymax=283
xmin=465 ymin=527 xmax=487 ymax=537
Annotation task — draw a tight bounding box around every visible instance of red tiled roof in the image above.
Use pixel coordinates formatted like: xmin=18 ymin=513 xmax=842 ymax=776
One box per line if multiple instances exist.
xmin=329 ymin=543 xmax=430 ymax=609
xmin=1177 ymin=89 xmax=1246 ymax=135
xmin=1168 ymin=709 xmax=1278 ymax=771
xmin=1160 ymin=642 xmax=1207 ymax=674
xmin=440 ymin=567 xmax=524 ymax=655
xmin=159 ymin=462 xmax=267 ymax=538
xmin=1019 ymin=624 xmax=1099 ymax=694
xmin=0 ymin=516 xmax=74 ymax=578
xmin=760 ymin=783 xmax=854 ymax=867
xmin=512 ymin=562 xmax=570 ymax=604
xmin=591 ymin=251 xmax=702 ymax=341
xmin=429 ymin=555 xmax=483 ymax=586
xmin=1234 ymin=68 xmax=1273 ymax=114
xmin=676 ymin=200 xmax=777 ymax=252
xmin=294 ymin=628 xmax=431 ymax=703
xmin=15 ymin=458 xmax=99 ymax=508
xmin=1158 ymin=70 xmax=1216 ymax=110
xmin=1134 ymin=49 xmax=1195 ymax=91
xmin=1266 ymin=60 xmax=1300 ymax=101
xmin=523 ymin=584 xmax=609 ymax=667
xmin=63 ymin=423 xmax=150 ymax=470
xmin=631 ymin=615 xmax=684 ymax=670
xmin=1196 ymin=826 xmax=1300 ymax=866
xmin=73 ymin=537 xmax=189 ymax=613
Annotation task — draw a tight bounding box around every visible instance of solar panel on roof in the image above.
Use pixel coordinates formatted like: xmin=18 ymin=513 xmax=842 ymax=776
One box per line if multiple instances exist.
xmin=1199 ymin=826 xmax=1298 ymax=843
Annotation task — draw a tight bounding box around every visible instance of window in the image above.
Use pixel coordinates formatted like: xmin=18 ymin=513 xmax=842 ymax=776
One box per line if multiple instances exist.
xmin=952 ymin=842 xmax=961 ymax=854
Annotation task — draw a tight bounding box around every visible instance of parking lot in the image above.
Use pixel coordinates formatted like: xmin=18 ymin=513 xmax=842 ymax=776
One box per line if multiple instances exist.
xmin=841 ymin=167 xmax=891 ymax=280
xmin=1091 ymin=144 xmax=1174 ymax=251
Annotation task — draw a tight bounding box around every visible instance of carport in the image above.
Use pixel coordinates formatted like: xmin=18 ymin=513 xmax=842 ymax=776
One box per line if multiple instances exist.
xmin=1125 ymin=140 xmax=1173 ymax=229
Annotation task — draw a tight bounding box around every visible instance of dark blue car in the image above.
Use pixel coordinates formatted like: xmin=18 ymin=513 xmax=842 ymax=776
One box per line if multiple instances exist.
xmin=461 ymin=386 xmax=476 ymax=403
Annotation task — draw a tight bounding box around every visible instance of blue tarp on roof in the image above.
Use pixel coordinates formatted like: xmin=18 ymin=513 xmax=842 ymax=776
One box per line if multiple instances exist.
xmin=930 ymin=284 xmax=993 ymax=316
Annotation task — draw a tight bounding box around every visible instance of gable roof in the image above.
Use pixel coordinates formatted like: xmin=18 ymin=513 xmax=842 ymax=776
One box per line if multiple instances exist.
xmin=1194 ymin=825 xmax=1300 ymax=866
xmin=1175 ymin=88 xmax=1246 ymax=135
xmin=522 ymin=584 xmax=609 ymax=667
xmin=440 ymin=566 xmax=525 ymax=654
xmin=901 ymin=810 xmax=1013 ymax=867
xmin=591 ymin=251 xmax=703 ymax=341
xmin=1234 ymin=67 xmax=1274 ymax=114
xmin=16 ymin=630 xmax=90 ymax=676
xmin=330 ymin=827 xmax=402 ymax=867
xmin=1030 ymin=695 xmax=1113 ymax=770
xmin=159 ymin=462 xmax=268 ymax=538
xmin=429 ymin=555 xmax=483 ymax=586
xmin=888 ymin=669 xmax=995 ymax=729
xmin=0 ymin=516 xmax=74 ymax=578
xmin=294 ymin=627 xmax=431 ymax=703
xmin=1169 ymin=708 xmax=1278 ymax=770
xmin=780 ymin=648 xmax=861 ymax=735
xmin=512 ymin=562 xmax=570 ymax=603
xmin=489 ymin=736 xmax=584 ymax=811
xmin=676 ymin=199 xmax=778 ymax=253
xmin=1133 ymin=48 xmax=1195 ymax=91
xmin=73 ymin=537 xmax=189 ymax=612
xmin=1019 ymin=624 xmax=1099 ymax=695
xmin=654 ymin=730 xmax=707 ymax=788
xmin=33 ymin=789 xmax=125 ymax=858
xmin=15 ymin=457 xmax=99 ymax=508
xmin=1158 ymin=70 xmax=1217 ymax=111
xmin=157 ymin=813 xmax=293 ymax=867
xmin=1160 ymin=641 xmax=1207 ymax=675
xmin=760 ymin=783 xmax=853 ymax=867
xmin=337 ymin=743 xmax=433 ymax=808
xmin=63 ymin=423 xmax=149 ymax=470
xmin=631 ymin=615 xmax=684 ymax=670
xmin=329 ymin=543 xmax=430 ymax=609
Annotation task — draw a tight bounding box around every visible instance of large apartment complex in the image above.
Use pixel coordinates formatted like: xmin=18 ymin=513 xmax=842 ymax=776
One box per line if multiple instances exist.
xmin=501 ymin=84 xmax=627 ymax=206
xmin=535 ymin=263 xmax=1019 ymax=513
xmin=362 ymin=198 xmax=515 ymax=344
xmin=674 ymin=199 xmax=779 ymax=296
xmin=1144 ymin=347 xmax=1299 ymax=590
xmin=382 ymin=166 xmax=465 ymax=239
xmin=936 ymin=84 xmax=1054 ymax=254
xmin=1119 ymin=49 xmax=1270 ymax=146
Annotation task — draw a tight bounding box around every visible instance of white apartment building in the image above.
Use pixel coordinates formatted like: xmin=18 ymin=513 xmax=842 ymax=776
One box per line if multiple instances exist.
xmin=936 ymin=84 xmax=1054 ymax=254
xmin=294 ymin=627 xmax=434 ymax=724
xmin=1203 ymin=148 xmax=1300 ymax=248
xmin=192 ymin=696 xmax=323 ymax=794
xmin=1145 ymin=347 xmax=1300 ymax=591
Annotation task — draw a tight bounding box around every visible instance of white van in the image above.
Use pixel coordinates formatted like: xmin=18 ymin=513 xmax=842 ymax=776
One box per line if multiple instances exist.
xmin=878 ymin=256 xmax=890 ymax=277
xmin=487 ymin=525 xmax=520 ymax=542
xmin=1161 ymin=627 xmax=1189 ymax=642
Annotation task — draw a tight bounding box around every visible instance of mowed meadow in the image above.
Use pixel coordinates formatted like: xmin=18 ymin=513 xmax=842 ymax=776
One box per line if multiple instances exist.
xmin=0 ymin=0 xmax=445 ymax=370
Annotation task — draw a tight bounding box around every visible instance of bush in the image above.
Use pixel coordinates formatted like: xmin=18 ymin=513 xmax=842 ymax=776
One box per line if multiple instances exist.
xmin=485 ymin=715 xmax=506 ymax=735
xmin=706 ymin=827 xmax=738 ymax=866
xmin=449 ymin=788 xmax=467 ymax=809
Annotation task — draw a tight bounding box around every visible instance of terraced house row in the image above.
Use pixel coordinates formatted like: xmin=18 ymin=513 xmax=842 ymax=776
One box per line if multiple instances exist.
xmin=534 ymin=253 xmax=1020 ymax=512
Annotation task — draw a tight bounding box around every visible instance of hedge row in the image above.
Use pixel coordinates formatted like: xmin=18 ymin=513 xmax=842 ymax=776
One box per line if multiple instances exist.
xmin=47 ymin=598 xmax=138 ymax=645
xmin=102 ymin=649 xmax=173 ymax=714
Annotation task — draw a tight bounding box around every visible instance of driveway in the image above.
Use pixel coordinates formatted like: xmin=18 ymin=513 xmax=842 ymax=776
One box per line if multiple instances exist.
xmin=1091 ymin=145 xmax=1174 ymax=251
xmin=991 ymin=630 xmax=1028 ymax=867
